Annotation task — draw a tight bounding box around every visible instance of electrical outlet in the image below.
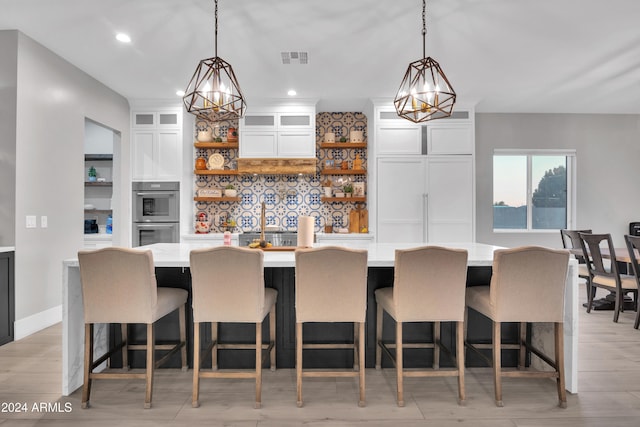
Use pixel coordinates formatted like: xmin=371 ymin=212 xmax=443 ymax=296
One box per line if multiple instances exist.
xmin=41 ymin=216 xmax=48 ymax=228
xmin=26 ymin=215 xmax=37 ymax=228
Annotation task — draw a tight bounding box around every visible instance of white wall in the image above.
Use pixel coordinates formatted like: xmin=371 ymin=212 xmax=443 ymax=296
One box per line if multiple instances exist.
xmin=476 ymin=113 xmax=640 ymax=248
xmin=8 ymin=30 xmax=130 ymax=337
xmin=0 ymin=31 xmax=17 ymax=246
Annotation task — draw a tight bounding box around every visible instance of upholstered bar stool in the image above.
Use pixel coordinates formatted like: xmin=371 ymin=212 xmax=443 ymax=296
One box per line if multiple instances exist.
xmin=189 ymin=246 xmax=277 ymax=409
xmin=294 ymin=246 xmax=368 ymax=407
xmin=465 ymin=246 xmax=570 ymax=408
xmin=77 ymin=247 xmax=188 ymax=409
xmin=375 ymin=246 xmax=468 ymax=407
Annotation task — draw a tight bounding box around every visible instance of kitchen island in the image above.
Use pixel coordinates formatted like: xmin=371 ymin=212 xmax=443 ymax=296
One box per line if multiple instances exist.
xmin=62 ymin=242 xmax=578 ymax=396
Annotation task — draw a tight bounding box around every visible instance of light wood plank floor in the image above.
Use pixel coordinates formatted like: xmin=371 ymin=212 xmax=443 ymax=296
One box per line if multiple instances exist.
xmin=1 ymin=286 xmax=640 ymax=426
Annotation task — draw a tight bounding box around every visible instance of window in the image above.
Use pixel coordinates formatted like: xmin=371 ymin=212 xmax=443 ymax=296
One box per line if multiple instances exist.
xmin=493 ymin=150 xmax=575 ymax=231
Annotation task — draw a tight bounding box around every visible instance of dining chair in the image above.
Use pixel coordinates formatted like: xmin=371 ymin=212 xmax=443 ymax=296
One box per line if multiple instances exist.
xmin=78 ymin=247 xmax=188 ymax=409
xmin=189 ymin=246 xmax=277 ymax=409
xmin=624 ymin=234 xmax=640 ymax=329
xmin=560 ymin=229 xmax=593 ymax=300
xmin=375 ymin=246 xmax=468 ymax=406
xmin=579 ymin=233 xmax=638 ymax=323
xmin=294 ymin=246 xmax=368 ymax=407
xmin=465 ymin=246 xmax=570 ymax=407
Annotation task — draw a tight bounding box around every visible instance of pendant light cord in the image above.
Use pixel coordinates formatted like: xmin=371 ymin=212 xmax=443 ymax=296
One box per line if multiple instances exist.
xmin=214 ymin=0 xmax=218 ymax=57
xmin=422 ymin=0 xmax=427 ymax=58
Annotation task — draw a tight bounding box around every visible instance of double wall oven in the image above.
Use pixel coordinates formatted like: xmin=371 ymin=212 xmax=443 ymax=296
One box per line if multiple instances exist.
xmin=132 ymin=182 xmax=180 ymax=247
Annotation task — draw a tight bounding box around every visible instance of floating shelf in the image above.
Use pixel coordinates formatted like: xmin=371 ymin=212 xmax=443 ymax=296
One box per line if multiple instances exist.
xmin=84 ymin=181 xmax=113 ymax=187
xmin=194 ymin=169 xmax=239 ymax=175
xmin=320 ymin=169 xmax=367 ymax=175
xmin=194 ymin=197 xmax=241 ymax=202
xmin=84 ymin=154 xmax=113 ymax=161
xmin=321 ymin=197 xmax=366 ymax=203
xmin=194 ymin=142 xmax=239 ymax=149
xmin=84 ymin=209 xmax=112 ymax=214
xmin=319 ymin=142 xmax=367 ymax=149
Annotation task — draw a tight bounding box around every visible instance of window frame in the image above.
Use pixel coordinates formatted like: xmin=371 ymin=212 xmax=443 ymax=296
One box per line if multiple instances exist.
xmin=493 ymin=149 xmax=576 ymax=233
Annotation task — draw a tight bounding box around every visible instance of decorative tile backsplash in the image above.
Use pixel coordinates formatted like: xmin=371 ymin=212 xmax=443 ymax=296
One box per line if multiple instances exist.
xmin=193 ymin=112 xmax=367 ymax=233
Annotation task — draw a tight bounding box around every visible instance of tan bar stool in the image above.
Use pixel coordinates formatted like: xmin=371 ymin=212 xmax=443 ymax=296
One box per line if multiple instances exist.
xmin=189 ymin=246 xmax=276 ymax=409
xmin=375 ymin=246 xmax=468 ymax=407
xmin=294 ymin=246 xmax=368 ymax=407
xmin=465 ymin=246 xmax=570 ymax=407
xmin=78 ymin=247 xmax=188 ymax=409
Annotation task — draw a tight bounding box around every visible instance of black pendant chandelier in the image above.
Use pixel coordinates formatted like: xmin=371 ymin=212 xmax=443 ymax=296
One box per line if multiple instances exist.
xmin=394 ymin=0 xmax=456 ymax=123
xmin=183 ymin=0 xmax=246 ymax=121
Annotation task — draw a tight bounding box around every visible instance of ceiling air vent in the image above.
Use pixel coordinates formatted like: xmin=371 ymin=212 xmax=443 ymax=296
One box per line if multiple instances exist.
xmin=281 ymin=51 xmax=308 ymax=65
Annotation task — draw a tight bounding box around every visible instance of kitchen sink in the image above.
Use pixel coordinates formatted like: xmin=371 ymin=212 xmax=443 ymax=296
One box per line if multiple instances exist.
xmin=238 ymin=231 xmax=297 ymax=247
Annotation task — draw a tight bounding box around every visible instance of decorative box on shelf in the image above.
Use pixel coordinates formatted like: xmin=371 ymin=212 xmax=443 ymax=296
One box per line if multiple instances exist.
xmin=197 ymin=188 xmax=222 ymax=198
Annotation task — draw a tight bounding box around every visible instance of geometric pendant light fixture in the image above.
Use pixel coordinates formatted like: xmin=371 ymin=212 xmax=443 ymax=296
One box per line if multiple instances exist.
xmin=394 ymin=0 xmax=456 ymax=123
xmin=183 ymin=0 xmax=246 ymax=121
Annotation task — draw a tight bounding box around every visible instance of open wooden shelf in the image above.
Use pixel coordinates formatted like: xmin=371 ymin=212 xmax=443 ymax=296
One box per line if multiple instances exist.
xmin=194 ymin=197 xmax=241 ymax=202
xmin=320 ymin=169 xmax=366 ymax=175
xmin=321 ymin=197 xmax=366 ymax=203
xmin=85 ymin=181 xmax=113 ymax=187
xmin=319 ymin=142 xmax=367 ymax=149
xmin=194 ymin=169 xmax=239 ymax=175
xmin=84 ymin=209 xmax=112 ymax=214
xmin=194 ymin=142 xmax=239 ymax=149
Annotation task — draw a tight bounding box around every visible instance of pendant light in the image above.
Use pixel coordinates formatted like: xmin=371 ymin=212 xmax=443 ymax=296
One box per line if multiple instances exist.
xmin=394 ymin=0 xmax=456 ymax=123
xmin=183 ymin=0 xmax=246 ymax=121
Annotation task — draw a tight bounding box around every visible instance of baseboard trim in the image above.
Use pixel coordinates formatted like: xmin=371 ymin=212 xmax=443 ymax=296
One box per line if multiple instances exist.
xmin=14 ymin=305 xmax=62 ymax=340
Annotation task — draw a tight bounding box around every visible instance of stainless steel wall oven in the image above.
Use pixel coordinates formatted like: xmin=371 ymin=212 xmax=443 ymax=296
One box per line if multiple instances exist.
xmin=132 ymin=182 xmax=179 ymax=246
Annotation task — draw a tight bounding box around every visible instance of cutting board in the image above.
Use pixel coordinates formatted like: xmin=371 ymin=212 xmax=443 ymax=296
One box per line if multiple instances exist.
xmin=349 ymin=205 xmax=368 ymax=233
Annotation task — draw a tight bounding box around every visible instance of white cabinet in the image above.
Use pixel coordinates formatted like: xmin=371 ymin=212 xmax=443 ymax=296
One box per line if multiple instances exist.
xmin=239 ymin=106 xmax=315 ymax=158
xmin=376 ymin=156 xmax=474 ymax=243
xmin=132 ymin=110 xmax=182 ymax=181
xmin=427 ymin=123 xmax=474 ymax=155
xmin=374 ymin=107 xmax=423 ymax=155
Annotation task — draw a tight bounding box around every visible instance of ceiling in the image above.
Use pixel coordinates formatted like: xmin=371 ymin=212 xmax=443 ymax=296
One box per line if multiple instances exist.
xmin=1 ymin=0 xmax=639 ymax=114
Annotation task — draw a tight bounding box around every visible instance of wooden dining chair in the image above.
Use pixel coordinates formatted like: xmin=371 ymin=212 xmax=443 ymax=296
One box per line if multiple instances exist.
xmin=624 ymin=235 xmax=640 ymax=329
xmin=560 ymin=229 xmax=593 ymax=300
xmin=579 ymin=233 xmax=638 ymax=323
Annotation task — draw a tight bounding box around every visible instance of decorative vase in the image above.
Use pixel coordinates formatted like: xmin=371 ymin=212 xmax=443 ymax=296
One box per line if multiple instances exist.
xmin=197 ymin=129 xmax=213 ymax=142
xmin=227 ymin=127 xmax=238 ymax=143
xmin=195 ymin=157 xmax=207 ymax=170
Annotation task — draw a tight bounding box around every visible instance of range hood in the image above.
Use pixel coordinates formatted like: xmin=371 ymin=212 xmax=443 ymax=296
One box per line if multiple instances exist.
xmin=237 ymin=158 xmax=316 ymax=175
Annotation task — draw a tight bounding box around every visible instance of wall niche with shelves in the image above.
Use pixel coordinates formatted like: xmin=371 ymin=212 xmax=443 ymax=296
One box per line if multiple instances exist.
xmin=84 ymin=119 xmax=114 ymax=241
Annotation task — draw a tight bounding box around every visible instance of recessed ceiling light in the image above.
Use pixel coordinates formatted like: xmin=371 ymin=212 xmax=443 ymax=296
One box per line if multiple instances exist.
xmin=287 ymin=89 xmax=297 ymax=96
xmin=176 ymin=90 xmax=185 ymax=97
xmin=116 ymin=33 xmax=131 ymax=43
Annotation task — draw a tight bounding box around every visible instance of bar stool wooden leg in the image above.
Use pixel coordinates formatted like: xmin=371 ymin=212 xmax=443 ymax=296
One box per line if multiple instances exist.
xmin=81 ymin=323 xmax=93 ymax=409
xmin=456 ymin=320 xmax=466 ymax=405
xmin=358 ymin=321 xmax=366 ymax=407
xmin=433 ymin=321 xmax=441 ymax=369
xmin=396 ymin=321 xmax=404 ymax=407
xmin=179 ymin=304 xmax=187 ymax=371
xmin=144 ymin=323 xmax=155 ymax=409
xmin=121 ymin=323 xmax=129 ymax=370
xmin=296 ymin=322 xmax=303 ymax=408
xmin=270 ymin=305 xmax=276 ymax=371
xmin=555 ymin=322 xmax=567 ymax=408
xmin=255 ymin=322 xmax=262 ymax=409
xmin=375 ymin=303 xmax=383 ymax=369
xmin=211 ymin=321 xmax=218 ymax=370
xmin=192 ymin=322 xmax=201 ymax=408
xmin=353 ymin=323 xmax=359 ymax=372
xmin=493 ymin=321 xmax=503 ymax=407
xmin=519 ymin=322 xmax=527 ymax=369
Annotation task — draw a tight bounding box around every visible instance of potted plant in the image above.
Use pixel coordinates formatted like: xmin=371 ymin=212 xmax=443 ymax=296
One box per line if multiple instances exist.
xmin=88 ymin=166 xmax=97 ymax=182
xmin=224 ymin=183 xmax=237 ymax=197
xmin=343 ymin=183 xmax=353 ymax=197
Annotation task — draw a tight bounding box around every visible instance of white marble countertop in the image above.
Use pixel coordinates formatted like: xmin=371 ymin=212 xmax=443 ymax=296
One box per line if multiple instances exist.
xmin=83 ymin=234 xmax=112 ymax=241
xmin=0 ymin=246 xmax=15 ymax=253
xmin=315 ymin=233 xmax=375 ymax=240
xmin=65 ymin=242 xmax=502 ymax=268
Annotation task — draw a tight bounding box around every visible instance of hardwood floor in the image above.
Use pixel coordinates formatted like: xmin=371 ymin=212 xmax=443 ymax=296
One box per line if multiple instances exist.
xmin=1 ymin=286 xmax=639 ymax=426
